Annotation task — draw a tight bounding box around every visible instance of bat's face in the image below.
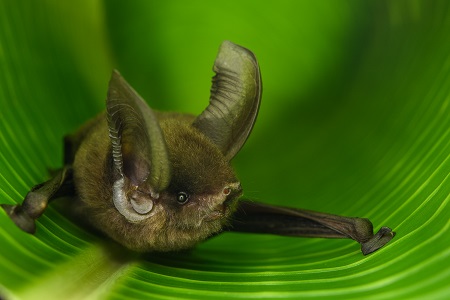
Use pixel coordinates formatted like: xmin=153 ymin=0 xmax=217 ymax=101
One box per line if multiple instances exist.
xmin=91 ymin=119 xmax=243 ymax=252
xmin=154 ymin=120 xmax=242 ymax=245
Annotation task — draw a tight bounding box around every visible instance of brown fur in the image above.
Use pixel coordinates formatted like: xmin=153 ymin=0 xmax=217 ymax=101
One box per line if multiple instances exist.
xmin=72 ymin=112 xmax=240 ymax=252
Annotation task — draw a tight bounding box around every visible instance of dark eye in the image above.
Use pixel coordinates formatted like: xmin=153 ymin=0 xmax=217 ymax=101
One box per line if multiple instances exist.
xmin=176 ymin=192 xmax=189 ymax=204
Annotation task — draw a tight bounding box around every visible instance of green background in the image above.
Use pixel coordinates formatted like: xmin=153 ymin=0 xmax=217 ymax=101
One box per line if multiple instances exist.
xmin=1 ymin=1 xmax=449 ymax=299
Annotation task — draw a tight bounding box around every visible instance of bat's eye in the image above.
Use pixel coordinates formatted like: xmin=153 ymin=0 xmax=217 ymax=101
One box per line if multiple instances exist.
xmin=176 ymin=192 xmax=189 ymax=204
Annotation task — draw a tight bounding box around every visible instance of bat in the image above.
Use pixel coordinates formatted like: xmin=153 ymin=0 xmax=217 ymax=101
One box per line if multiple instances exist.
xmin=1 ymin=41 xmax=395 ymax=255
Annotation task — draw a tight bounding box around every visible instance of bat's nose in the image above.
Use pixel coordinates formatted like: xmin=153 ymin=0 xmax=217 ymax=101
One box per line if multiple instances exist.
xmin=223 ymin=182 xmax=242 ymax=206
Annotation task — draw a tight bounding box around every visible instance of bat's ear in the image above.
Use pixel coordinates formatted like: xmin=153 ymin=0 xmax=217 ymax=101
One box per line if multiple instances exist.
xmin=193 ymin=41 xmax=262 ymax=161
xmin=107 ymin=70 xmax=171 ymax=222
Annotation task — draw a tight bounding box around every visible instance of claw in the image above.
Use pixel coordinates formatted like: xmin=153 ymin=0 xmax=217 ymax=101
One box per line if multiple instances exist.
xmin=361 ymin=226 xmax=396 ymax=255
xmin=1 ymin=204 xmax=36 ymax=234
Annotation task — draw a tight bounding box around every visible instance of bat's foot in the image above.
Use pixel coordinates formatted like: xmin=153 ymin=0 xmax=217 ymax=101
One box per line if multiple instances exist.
xmin=361 ymin=226 xmax=395 ymax=255
xmin=1 ymin=204 xmax=36 ymax=234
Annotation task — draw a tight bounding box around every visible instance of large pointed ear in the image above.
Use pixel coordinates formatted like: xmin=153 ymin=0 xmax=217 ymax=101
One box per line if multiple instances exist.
xmin=193 ymin=41 xmax=262 ymax=161
xmin=107 ymin=70 xmax=171 ymax=222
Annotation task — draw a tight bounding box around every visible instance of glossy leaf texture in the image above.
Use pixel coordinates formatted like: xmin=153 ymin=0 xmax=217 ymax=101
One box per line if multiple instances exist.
xmin=1 ymin=1 xmax=449 ymax=299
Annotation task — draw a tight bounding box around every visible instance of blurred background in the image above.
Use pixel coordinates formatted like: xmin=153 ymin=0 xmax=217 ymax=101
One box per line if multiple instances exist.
xmin=1 ymin=1 xmax=449 ymax=299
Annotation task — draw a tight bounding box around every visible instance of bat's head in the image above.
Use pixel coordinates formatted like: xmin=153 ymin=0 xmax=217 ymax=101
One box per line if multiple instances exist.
xmin=104 ymin=41 xmax=261 ymax=252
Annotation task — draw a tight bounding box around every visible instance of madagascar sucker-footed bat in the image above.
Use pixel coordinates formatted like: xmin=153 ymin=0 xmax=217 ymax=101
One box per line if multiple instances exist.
xmin=1 ymin=41 xmax=395 ymax=255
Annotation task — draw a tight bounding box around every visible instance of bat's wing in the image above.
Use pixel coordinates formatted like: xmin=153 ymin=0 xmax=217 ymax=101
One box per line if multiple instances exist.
xmin=227 ymin=200 xmax=395 ymax=255
xmin=1 ymin=166 xmax=74 ymax=233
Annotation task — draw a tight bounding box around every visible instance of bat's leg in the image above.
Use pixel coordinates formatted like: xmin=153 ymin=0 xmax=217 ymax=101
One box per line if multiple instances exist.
xmin=1 ymin=166 xmax=73 ymax=234
xmin=227 ymin=200 xmax=395 ymax=255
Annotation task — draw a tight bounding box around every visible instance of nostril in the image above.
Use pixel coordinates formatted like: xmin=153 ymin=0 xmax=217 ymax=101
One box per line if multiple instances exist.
xmin=222 ymin=183 xmax=242 ymax=206
xmin=223 ymin=187 xmax=231 ymax=195
xmin=223 ymin=183 xmax=240 ymax=196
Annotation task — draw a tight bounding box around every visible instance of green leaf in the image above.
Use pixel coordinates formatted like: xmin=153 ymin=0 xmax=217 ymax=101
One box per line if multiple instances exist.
xmin=1 ymin=1 xmax=449 ymax=299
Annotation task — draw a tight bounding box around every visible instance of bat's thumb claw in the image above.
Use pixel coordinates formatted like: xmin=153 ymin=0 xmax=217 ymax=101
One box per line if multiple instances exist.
xmin=361 ymin=226 xmax=395 ymax=255
xmin=1 ymin=204 xmax=37 ymax=234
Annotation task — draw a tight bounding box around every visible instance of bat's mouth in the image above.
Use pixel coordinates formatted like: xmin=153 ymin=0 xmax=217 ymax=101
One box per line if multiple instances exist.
xmin=204 ymin=199 xmax=239 ymax=222
xmin=204 ymin=204 xmax=228 ymax=222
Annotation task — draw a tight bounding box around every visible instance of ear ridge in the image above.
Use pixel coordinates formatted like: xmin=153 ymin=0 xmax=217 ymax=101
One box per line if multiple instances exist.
xmin=193 ymin=41 xmax=262 ymax=160
xmin=107 ymin=96 xmax=145 ymax=179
